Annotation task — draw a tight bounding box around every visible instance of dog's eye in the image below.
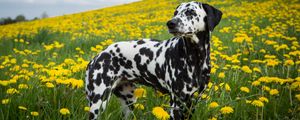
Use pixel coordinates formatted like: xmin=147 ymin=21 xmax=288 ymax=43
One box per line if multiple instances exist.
xmin=185 ymin=10 xmax=197 ymax=16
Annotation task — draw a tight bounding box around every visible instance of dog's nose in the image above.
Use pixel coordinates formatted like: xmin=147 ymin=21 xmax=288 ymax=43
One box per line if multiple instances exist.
xmin=167 ymin=19 xmax=178 ymax=29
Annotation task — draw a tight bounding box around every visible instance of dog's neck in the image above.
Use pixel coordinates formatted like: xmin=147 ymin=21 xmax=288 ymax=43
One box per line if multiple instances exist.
xmin=181 ymin=30 xmax=211 ymax=89
xmin=182 ymin=30 xmax=210 ymax=56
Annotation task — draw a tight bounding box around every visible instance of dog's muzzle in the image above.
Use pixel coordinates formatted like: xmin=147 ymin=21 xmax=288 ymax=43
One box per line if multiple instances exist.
xmin=167 ymin=18 xmax=182 ymax=34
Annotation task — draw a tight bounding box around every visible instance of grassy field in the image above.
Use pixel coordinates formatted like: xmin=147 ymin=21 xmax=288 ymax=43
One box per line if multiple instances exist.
xmin=0 ymin=0 xmax=300 ymax=119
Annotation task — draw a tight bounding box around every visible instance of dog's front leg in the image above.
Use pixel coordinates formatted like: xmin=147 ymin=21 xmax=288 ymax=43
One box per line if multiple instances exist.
xmin=169 ymin=93 xmax=193 ymax=120
xmin=169 ymin=94 xmax=183 ymax=120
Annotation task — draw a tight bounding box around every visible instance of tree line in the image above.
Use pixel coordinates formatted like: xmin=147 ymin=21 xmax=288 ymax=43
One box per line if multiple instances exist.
xmin=0 ymin=12 xmax=48 ymax=25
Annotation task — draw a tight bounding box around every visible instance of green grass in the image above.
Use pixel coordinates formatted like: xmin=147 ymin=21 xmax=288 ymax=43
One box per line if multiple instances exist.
xmin=0 ymin=0 xmax=299 ymax=120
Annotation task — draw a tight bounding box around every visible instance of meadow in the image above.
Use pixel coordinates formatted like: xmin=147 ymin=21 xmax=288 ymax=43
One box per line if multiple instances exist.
xmin=0 ymin=0 xmax=299 ymax=119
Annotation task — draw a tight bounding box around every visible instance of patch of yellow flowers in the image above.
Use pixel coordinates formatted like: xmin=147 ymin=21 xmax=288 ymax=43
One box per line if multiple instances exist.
xmin=0 ymin=0 xmax=299 ymax=119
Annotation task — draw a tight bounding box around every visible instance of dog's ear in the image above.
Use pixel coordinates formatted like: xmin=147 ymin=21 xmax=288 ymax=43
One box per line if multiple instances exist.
xmin=202 ymin=3 xmax=222 ymax=31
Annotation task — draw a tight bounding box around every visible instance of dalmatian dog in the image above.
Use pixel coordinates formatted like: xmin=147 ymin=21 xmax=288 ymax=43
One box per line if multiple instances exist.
xmin=85 ymin=1 xmax=222 ymax=120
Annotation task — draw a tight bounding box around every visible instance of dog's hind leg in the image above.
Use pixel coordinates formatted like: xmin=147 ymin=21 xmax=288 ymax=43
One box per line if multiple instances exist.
xmin=113 ymin=82 xmax=137 ymax=118
xmin=86 ymin=68 xmax=114 ymax=120
xmin=87 ymin=82 xmax=113 ymax=120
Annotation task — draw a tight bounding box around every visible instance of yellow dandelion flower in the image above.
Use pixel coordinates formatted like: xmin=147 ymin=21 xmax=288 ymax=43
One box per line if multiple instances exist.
xmin=241 ymin=66 xmax=252 ymax=73
xmin=105 ymin=39 xmax=114 ymax=45
xmin=19 ymin=39 xmax=24 ymax=43
xmin=71 ymin=79 xmax=84 ymax=89
xmin=214 ymin=86 xmax=219 ymax=91
xmin=201 ymin=94 xmax=209 ymax=99
xmin=152 ymin=107 xmax=170 ymax=120
xmin=208 ymin=82 xmax=213 ymax=89
xmin=134 ymin=103 xmax=145 ymax=110
xmin=134 ymin=88 xmax=146 ymax=98
xmin=18 ymin=84 xmax=29 ymax=89
xmin=18 ymin=106 xmax=27 ymax=111
xmin=11 ymin=58 xmax=17 ymax=64
xmin=75 ymin=47 xmax=81 ymax=51
xmin=209 ymin=117 xmax=218 ymax=120
xmin=259 ymin=49 xmax=266 ymax=53
xmin=284 ymin=60 xmax=294 ymax=66
xmin=211 ymin=68 xmax=216 ymax=74
xmin=240 ymin=87 xmax=250 ymax=93
xmin=6 ymin=88 xmax=19 ymax=94
xmin=253 ymin=67 xmax=261 ymax=73
xmin=60 ymin=108 xmax=70 ymax=115
xmin=265 ymin=59 xmax=280 ymax=67
xmin=2 ymin=99 xmax=10 ymax=104
xmin=259 ymin=97 xmax=269 ymax=103
xmin=193 ymin=92 xmax=199 ymax=97
xmin=225 ymin=84 xmax=231 ymax=91
xmin=209 ymin=102 xmax=219 ymax=108
xmin=295 ymin=94 xmax=300 ymax=101
xmin=251 ymin=81 xmax=261 ymax=86
xmin=262 ymin=86 xmax=270 ymax=91
xmin=84 ymin=107 xmax=90 ymax=112
xmin=218 ymin=72 xmax=225 ymax=78
xmin=91 ymin=47 xmax=98 ymax=52
xmin=291 ymin=81 xmax=300 ymax=89
xmin=30 ymin=111 xmax=39 ymax=116
xmin=96 ymin=45 xmax=103 ymax=50
xmin=21 ymin=64 xmax=29 ymax=68
xmin=0 ymin=80 xmax=10 ymax=86
xmin=269 ymin=89 xmax=279 ymax=95
xmin=220 ymin=106 xmax=234 ymax=114
xmin=45 ymin=82 xmax=55 ymax=88
xmin=251 ymin=100 xmax=264 ymax=107
xmin=295 ymin=77 xmax=300 ymax=82
xmin=246 ymin=100 xmax=252 ymax=104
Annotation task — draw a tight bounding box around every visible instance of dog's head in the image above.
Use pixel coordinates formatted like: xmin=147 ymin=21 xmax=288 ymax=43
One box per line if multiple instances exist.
xmin=167 ymin=1 xmax=222 ymax=36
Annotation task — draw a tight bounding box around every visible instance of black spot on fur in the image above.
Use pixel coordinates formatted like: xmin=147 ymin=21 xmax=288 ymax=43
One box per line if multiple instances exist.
xmin=95 ymin=73 xmax=102 ymax=85
xmin=122 ymin=71 xmax=132 ymax=78
xmin=124 ymin=60 xmax=133 ymax=69
xmin=150 ymin=39 xmax=160 ymax=42
xmin=94 ymin=109 xmax=99 ymax=114
xmin=89 ymin=92 xmax=95 ymax=101
xmin=154 ymin=43 xmax=160 ymax=47
xmin=139 ymin=47 xmax=154 ymax=61
xmin=137 ymin=40 xmax=145 ymax=44
xmin=93 ymin=94 xmax=101 ymax=103
xmin=89 ymin=112 xmax=95 ymax=120
xmin=196 ymin=17 xmax=199 ymax=22
xmin=116 ymin=48 xmax=120 ymax=53
xmin=156 ymin=47 xmax=162 ymax=57
xmin=174 ymin=10 xmax=178 ymax=16
xmin=134 ymin=54 xmax=141 ymax=64
xmin=155 ymin=63 xmax=165 ymax=79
